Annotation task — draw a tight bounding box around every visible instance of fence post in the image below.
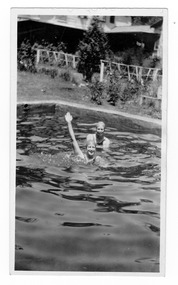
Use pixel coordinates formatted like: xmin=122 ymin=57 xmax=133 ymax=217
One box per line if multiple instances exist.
xmin=65 ymin=53 xmax=68 ymax=66
xmin=53 ymin=52 xmax=58 ymax=62
xmin=117 ymin=63 xmax=121 ymax=72
xmin=36 ymin=49 xmax=40 ymax=65
xmin=73 ymin=56 xmax=76 ymax=69
xmin=135 ymin=66 xmax=138 ymax=81
xmin=100 ymin=61 xmax=104 ymax=82
xmin=57 ymin=51 xmax=61 ymax=61
xmin=153 ymin=69 xmax=158 ymax=81
xmin=128 ymin=65 xmax=131 ymax=81
xmin=146 ymin=68 xmax=152 ymax=80
xmin=137 ymin=67 xmax=142 ymax=82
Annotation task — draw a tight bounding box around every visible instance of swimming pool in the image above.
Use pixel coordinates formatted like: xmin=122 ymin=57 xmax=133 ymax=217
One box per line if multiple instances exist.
xmin=15 ymin=103 xmax=161 ymax=272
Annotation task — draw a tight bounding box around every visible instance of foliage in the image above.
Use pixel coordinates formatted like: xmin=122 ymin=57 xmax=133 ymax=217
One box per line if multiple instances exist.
xmin=37 ymin=65 xmax=84 ymax=87
xmin=77 ymin=17 xmax=110 ymax=81
xmin=106 ymin=71 xmax=140 ymax=105
xmin=88 ymin=68 xmax=143 ymax=106
xmin=132 ymin=16 xmax=163 ymax=26
xmin=89 ymin=78 xmax=106 ymax=105
xmin=37 ymin=66 xmax=59 ymax=78
xmin=91 ymin=72 xmax=100 ymax=83
xmin=116 ymin=48 xmax=147 ymax=66
xmin=17 ymin=39 xmax=67 ymax=72
xmin=71 ymin=72 xmax=83 ymax=86
xmin=119 ymin=80 xmax=140 ymax=102
xmin=32 ymin=39 xmax=67 ymax=52
xmin=115 ymin=47 xmax=161 ymax=68
xmin=106 ymin=70 xmax=120 ymax=105
xmin=142 ymin=80 xmax=161 ymax=98
xmin=59 ymin=68 xmax=72 ymax=82
xmin=17 ymin=39 xmax=37 ymax=72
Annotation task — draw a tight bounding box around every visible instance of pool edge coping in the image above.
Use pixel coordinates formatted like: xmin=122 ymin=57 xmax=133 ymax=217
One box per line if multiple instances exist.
xmin=17 ymin=100 xmax=162 ymax=128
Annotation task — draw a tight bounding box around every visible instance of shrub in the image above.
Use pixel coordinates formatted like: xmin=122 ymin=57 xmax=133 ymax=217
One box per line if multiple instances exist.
xmin=71 ymin=72 xmax=83 ymax=86
xmin=88 ymin=70 xmax=140 ymax=106
xmin=17 ymin=39 xmax=37 ymax=72
xmin=37 ymin=66 xmax=59 ymax=78
xmin=106 ymin=70 xmax=121 ymax=105
xmin=49 ymin=69 xmax=58 ymax=78
xmin=89 ymin=79 xmax=105 ymax=105
xmin=120 ymin=80 xmax=140 ymax=101
xmin=59 ymin=68 xmax=72 ymax=81
xmin=91 ymin=72 xmax=101 ymax=83
xmin=18 ymin=39 xmax=67 ymax=72
xmin=106 ymin=71 xmax=141 ymax=105
xmin=115 ymin=48 xmax=161 ymax=68
xmin=146 ymin=80 xmax=161 ymax=98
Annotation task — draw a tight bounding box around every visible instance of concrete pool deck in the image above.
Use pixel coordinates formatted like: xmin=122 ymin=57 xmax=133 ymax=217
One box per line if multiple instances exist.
xmin=17 ymin=99 xmax=162 ymax=128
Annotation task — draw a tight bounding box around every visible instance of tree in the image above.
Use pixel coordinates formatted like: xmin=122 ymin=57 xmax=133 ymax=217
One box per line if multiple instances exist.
xmin=132 ymin=16 xmax=163 ymax=26
xmin=77 ymin=17 xmax=110 ymax=81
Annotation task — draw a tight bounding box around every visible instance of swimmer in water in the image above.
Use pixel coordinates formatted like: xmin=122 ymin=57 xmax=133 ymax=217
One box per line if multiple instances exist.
xmin=65 ymin=112 xmax=101 ymax=164
xmin=86 ymin=121 xmax=110 ymax=150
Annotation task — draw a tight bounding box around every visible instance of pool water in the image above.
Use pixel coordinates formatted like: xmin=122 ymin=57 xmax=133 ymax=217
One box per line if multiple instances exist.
xmin=15 ymin=104 xmax=161 ymax=272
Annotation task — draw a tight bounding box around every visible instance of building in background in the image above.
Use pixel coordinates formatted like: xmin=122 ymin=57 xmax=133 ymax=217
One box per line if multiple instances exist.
xmin=150 ymin=18 xmax=163 ymax=59
xmin=18 ymin=15 xmax=162 ymax=54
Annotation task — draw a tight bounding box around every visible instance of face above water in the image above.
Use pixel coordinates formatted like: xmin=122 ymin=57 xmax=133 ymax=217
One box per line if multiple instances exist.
xmin=96 ymin=125 xmax=105 ymax=137
xmin=86 ymin=143 xmax=96 ymax=158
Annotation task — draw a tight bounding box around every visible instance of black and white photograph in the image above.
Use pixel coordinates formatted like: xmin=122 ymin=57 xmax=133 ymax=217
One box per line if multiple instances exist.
xmin=10 ymin=8 xmax=167 ymax=275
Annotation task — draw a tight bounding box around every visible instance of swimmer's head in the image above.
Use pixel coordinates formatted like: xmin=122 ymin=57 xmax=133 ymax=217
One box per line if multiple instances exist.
xmin=96 ymin=121 xmax=105 ymax=129
xmin=86 ymin=139 xmax=96 ymax=158
xmin=86 ymin=139 xmax=96 ymax=148
xmin=96 ymin=121 xmax=105 ymax=136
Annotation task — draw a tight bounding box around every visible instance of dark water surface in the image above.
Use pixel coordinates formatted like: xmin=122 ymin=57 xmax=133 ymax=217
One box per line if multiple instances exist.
xmin=15 ymin=104 xmax=161 ymax=272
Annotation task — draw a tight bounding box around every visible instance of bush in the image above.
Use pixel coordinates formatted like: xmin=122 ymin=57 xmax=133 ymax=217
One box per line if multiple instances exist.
xmin=59 ymin=68 xmax=72 ymax=81
xmin=17 ymin=39 xmax=37 ymax=72
xmin=145 ymin=80 xmax=161 ymax=98
xmin=17 ymin=39 xmax=67 ymax=72
xmin=89 ymin=79 xmax=106 ymax=105
xmin=37 ymin=66 xmax=59 ymax=78
xmin=71 ymin=72 xmax=83 ymax=86
xmin=88 ymin=70 xmax=141 ymax=106
xmin=106 ymin=70 xmax=121 ymax=105
xmin=105 ymin=72 xmax=138 ymax=105
xmin=115 ymin=47 xmax=161 ymax=69
xmin=91 ymin=73 xmax=100 ymax=83
xmin=33 ymin=40 xmax=67 ymax=53
xmin=120 ymin=80 xmax=140 ymax=102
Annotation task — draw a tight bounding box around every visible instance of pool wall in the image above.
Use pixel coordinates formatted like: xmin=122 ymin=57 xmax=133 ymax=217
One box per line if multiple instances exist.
xmin=17 ymin=102 xmax=161 ymax=137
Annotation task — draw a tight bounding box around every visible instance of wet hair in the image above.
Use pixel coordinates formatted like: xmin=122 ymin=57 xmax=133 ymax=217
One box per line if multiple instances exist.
xmin=86 ymin=139 xmax=96 ymax=148
xmin=96 ymin=121 xmax=105 ymax=129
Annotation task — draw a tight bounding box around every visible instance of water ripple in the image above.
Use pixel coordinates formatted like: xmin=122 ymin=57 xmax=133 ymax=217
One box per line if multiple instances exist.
xmin=16 ymin=216 xmax=38 ymax=223
xmin=62 ymin=222 xmax=110 ymax=227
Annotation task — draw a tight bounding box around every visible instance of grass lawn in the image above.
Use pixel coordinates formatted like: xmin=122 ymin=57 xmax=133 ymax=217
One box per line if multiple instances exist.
xmin=17 ymin=71 xmax=91 ymax=104
xmin=17 ymin=71 xmax=161 ymax=120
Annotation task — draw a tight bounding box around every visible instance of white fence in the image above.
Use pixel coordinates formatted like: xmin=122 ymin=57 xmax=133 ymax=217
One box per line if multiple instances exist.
xmin=35 ymin=50 xmax=162 ymax=84
xmin=36 ymin=49 xmax=79 ymax=69
xmin=100 ymin=60 xmax=162 ymax=83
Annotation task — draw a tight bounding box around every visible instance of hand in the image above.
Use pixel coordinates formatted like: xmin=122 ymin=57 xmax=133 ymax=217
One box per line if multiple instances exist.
xmin=65 ymin=112 xmax=73 ymax=123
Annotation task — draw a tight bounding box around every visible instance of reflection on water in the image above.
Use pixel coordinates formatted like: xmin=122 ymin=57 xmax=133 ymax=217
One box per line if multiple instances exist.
xmin=15 ymin=104 xmax=161 ymax=272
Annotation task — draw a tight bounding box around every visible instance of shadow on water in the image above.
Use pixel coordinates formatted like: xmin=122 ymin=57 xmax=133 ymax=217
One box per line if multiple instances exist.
xmin=61 ymin=222 xmax=111 ymax=227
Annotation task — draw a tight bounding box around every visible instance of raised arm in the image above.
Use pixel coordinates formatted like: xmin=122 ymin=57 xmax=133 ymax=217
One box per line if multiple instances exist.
xmin=65 ymin=112 xmax=84 ymax=158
